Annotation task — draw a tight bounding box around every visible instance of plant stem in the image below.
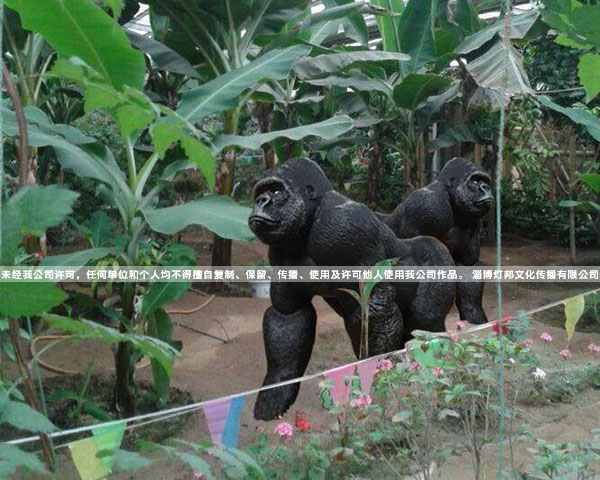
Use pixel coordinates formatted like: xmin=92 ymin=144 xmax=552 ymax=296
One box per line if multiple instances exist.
xmin=125 ymin=136 xmax=138 ymax=190
xmin=114 ymin=282 xmax=137 ymax=416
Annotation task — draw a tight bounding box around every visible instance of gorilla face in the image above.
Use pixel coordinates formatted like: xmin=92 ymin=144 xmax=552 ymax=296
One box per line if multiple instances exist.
xmin=453 ymin=171 xmax=494 ymax=217
xmin=249 ymin=176 xmax=308 ymax=246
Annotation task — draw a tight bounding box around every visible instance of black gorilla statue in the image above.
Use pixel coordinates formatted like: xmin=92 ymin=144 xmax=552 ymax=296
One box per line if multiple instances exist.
xmin=248 ymin=158 xmax=454 ymax=420
xmin=381 ymin=157 xmax=494 ymax=324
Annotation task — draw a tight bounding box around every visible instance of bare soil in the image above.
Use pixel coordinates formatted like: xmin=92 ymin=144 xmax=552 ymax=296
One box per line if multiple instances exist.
xmin=11 ymin=237 xmax=600 ymax=479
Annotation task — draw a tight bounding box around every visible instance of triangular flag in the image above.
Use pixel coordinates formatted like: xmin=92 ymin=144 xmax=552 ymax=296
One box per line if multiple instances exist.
xmin=69 ymin=438 xmax=108 ymax=480
xmin=92 ymin=421 xmax=126 ymax=473
xmin=563 ymin=295 xmax=585 ymax=342
xmin=323 ymin=365 xmax=355 ymax=405
xmin=222 ymin=395 xmax=245 ymax=448
xmin=203 ymin=398 xmax=231 ymax=445
xmin=357 ymin=358 xmax=379 ymax=396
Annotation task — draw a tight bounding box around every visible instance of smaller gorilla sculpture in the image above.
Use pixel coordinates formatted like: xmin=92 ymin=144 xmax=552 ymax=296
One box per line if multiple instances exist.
xmin=381 ymin=157 xmax=494 ymax=324
xmin=249 ymin=158 xmax=455 ymax=420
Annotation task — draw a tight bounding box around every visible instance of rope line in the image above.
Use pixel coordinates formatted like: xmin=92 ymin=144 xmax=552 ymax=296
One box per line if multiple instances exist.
xmin=6 ymin=286 xmax=599 ymax=447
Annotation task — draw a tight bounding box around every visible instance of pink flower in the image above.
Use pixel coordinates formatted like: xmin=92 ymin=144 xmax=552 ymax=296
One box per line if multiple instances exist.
xmin=295 ymin=411 xmax=310 ymax=431
xmin=540 ymin=332 xmax=553 ymax=343
xmin=588 ymin=343 xmax=600 ymax=353
xmin=432 ymin=367 xmax=444 ymax=377
xmin=274 ymin=422 xmax=293 ymax=438
xmin=454 ymin=321 xmax=466 ymax=331
xmin=352 ymin=394 xmax=372 ymax=408
xmin=193 ymin=472 xmax=204 ymax=480
xmin=408 ymin=361 xmax=421 ymax=372
xmin=559 ymin=348 xmax=570 ymax=360
xmin=524 ymin=339 xmax=534 ymax=347
xmin=449 ymin=332 xmax=459 ymax=341
xmin=378 ymin=359 xmax=393 ymax=371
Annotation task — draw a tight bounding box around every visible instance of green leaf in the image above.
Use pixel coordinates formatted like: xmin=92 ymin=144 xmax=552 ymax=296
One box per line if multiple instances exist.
xmin=578 ymin=53 xmax=600 ymax=103
xmin=398 ymin=0 xmax=437 ymax=71
xmin=415 ymin=83 xmax=460 ymax=131
xmin=5 ymin=0 xmax=145 ymax=90
xmin=371 ymin=0 xmax=404 ymax=53
xmin=458 ymin=8 xmax=540 ymax=55
xmin=43 ymin=314 xmax=178 ymax=375
xmin=142 ymin=195 xmax=255 ymax=240
xmin=538 ymin=95 xmax=600 ymax=142
xmin=294 ymin=51 xmax=410 ymax=79
xmin=143 ymin=284 xmax=190 ymax=317
xmin=322 ymin=0 xmax=369 ymax=45
xmin=0 ymin=391 xmax=57 ymax=433
xmin=213 ymin=116 xmax=354 ymax=152
xmin=563 ymin=295 xmax=585 ymax=342
xmin=0 ymin=283 xmax=67 ymax=318
xmin=393 ymin=74 xmax=453 ymax=111
xmin=0 ymin=444 xmax=48 ymax=477
xmin=465 ymin=38 xmax=531 ymax=94
xmin=558 ymin=200 xmax=584 ymax=208
xmin=579 ymin=173 xmax=600 ymax=194
xmin=9 ymin=185 xmax=79 ymax=237
xmin=126 ymin=30 xmax=200 ymax=78
xmin=391 ymin=410 xmax=411 ymax=423
xmin=151 ymin=122 xmax=184 ymax=158
xmin=116 ymin=104 xmax=155 ymax=138
xmin=306 ymin=72 xmax=393 ymax=96
xmin=181 ymin=136 xmax=216 ymax=190
xmin=40 ymin=247 xmax=118 ymax=267
xmin=89 ymin=211 xmax=114 ymax=248
xmin=454 ymin=0 xmax=483 ymax=35
xmin=112 ymin=448 xmax=152 ymax=473
xmin=178 ymin=46 xmax=310 ymax=122
xmin=428 ymin=123 xmax=481 ymax=151
xmin=146 ymin=308 xmax=178 ymax=404
xmin=0 ymin=203 xmax=23 ymax=265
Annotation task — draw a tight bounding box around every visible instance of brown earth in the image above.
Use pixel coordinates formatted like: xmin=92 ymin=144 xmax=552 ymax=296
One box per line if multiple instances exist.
xmin=10 ymin=237 xmax=600 ymax=479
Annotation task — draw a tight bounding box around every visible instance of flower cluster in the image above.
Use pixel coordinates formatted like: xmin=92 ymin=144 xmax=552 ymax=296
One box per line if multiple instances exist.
xmin=274 ymin=422 xmax=294 ymax=438
xmin=351 ymin=394 xmax=372 ymax=408
xmin=540 ymin=332 xmax=553 ymax=343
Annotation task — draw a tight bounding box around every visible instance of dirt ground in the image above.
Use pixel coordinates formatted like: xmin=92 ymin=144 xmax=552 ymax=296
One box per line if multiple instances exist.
xmin=12 ymin=237 xmax=600 ymax=479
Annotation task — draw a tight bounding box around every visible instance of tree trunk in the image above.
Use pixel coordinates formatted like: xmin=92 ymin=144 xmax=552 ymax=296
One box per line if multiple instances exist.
xmin=211 ymin=110 xmax=238 ymax=267
xmin=114 ymin=283 xmax=136 ymax=416
xmin=366 ymin=135 xmax=382 ymax=206
xmin=568 ymin=133 xmax=577 ymax=265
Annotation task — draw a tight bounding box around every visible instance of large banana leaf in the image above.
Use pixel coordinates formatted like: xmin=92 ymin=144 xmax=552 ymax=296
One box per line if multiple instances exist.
xmin=457 ymin=8 xmax=540 ymax=55
xmin=142 ymin=195 xmax=255 ymax=240
xmin=126 ymin=30 xmax=200 ymax=78
xmin=6 ymin=0 xmax=145 ymax=90
xmin=213 ymin=116 xmax=354 ymax=151
xmin=465 ymin=38 xmax=531 ymax=94
xmin=0 ymin=283 xmax=67 ymax=318
xmin=393 ymin=74 xmax=453 ymax=111
xmin=371 ymin=0 xmax=404 ymax=53
xmin=538 ymin=96 xmax=600 ymax=142
xmin=294 ymin=51 xmax=410 ymax=79
xmin=40 ymin=247 xmax=120 ymax=267
xmin=398 ymin=0 xmax=437 ymax=72
xmin=177 ymin=45 xmax=309 ymax=123
xmin=322 ymin=0 xmax=369 ymax=45
xmin=306 ymin=72 xmax=394 ymax=96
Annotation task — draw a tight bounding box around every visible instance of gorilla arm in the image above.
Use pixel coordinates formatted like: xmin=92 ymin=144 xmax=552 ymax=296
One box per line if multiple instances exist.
xmin=254 ymin=281 xmax=317 ymax=421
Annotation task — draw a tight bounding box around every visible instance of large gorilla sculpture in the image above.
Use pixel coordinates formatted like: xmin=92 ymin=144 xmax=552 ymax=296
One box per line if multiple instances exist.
xmin=248 ymin=158 xmax=454 ymax=420
xmin=381 ymin=157 xmax=494 ymax=325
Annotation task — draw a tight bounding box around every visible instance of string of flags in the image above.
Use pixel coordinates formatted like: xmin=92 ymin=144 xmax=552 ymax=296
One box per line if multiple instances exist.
xmin=14 ymin=289 xmax=596 ymax=480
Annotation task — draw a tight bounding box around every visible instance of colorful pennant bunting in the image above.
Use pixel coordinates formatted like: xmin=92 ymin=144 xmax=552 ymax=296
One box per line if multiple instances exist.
xmin=323 ymin=365 xmax=355 ymax=404
xmin=69 ymin=421 xmax=126 ymax=480
xmin=202 ymin=395 xmax=246 ymax=447
xmin=357 ymin=358 xmax=379 ymax=396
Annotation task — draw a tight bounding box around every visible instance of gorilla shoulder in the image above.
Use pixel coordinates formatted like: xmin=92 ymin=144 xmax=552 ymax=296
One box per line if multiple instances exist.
xmin=308 ymin=191 xmax=388 ymax=265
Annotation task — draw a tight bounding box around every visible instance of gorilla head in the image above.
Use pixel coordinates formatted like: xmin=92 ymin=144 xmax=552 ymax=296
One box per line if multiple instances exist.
xmin=249 ymin=158 xmax=333 ymax=246
xmin=438 ymin=157 xmax=493 ymax=219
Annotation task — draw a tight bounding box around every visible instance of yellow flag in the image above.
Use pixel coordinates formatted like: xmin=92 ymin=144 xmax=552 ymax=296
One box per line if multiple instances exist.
xmin=563 ymin=295 xmax=585 ymax=342
xmin=69 ymin=438 xmax=108 ymax=480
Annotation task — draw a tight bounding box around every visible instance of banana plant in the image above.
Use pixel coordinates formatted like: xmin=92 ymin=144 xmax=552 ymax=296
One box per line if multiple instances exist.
xmin=139 ymin=0 xmax=377 ymax=265
xmin=4 ymin=0 xmax=257 ymax=415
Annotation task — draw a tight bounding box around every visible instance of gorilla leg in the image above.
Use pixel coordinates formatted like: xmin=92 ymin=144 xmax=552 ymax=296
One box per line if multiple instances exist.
xmin=456 ymin=263 xmax=486 ymax=324
xmin=404 ymin=280 xmax=454 ymax=344
xmin=254 ymin=304 xmax=316 ymax=420
xmin=342 ymin=283 xmax=404 ymax=358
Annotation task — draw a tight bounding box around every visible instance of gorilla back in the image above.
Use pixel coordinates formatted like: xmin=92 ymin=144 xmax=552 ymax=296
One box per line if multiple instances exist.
xmin=249 ymin=158 xmax=454 ymax=420
xmin=382 ymin=157 xmax=494 ymax=324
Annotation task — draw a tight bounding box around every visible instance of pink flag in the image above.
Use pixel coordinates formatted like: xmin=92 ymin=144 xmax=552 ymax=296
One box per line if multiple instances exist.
xmin=357 ymin=358 xmax=379 ymax=396
xmin=324 ymin=365 xmax=355 ymax=404
xmin=202 ymin=398 xmax=231 ymax=444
